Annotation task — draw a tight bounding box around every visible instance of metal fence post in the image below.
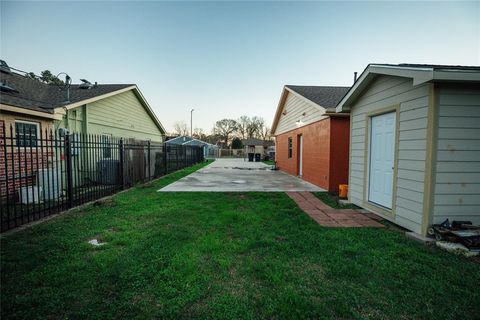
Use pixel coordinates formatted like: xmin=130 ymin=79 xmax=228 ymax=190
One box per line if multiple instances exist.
xmin=64 ymin=134 xmax=74 ymax=208
xmin=163 ymin=144 xmax=168 ymax=175
xmin=119 ymin=138 xmax=125 ymax=190
xmin=147 ymin=140 xmax=151 ymax=181
xmin=176 ymin=146 xmax=179 ymax=170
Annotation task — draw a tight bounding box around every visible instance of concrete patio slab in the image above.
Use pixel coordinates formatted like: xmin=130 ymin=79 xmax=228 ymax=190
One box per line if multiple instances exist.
xmin=158 ymin=158 xmax=324 ymax=192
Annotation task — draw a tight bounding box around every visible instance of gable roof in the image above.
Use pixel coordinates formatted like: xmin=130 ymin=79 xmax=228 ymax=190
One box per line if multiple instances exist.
xmin=0 ymin=69 xmax=166 ymax=134
xmin=242 ymin=138 xmax=275 ymax=147
xmin=166 ymin=136 xmax=193 ymax=145
xmin=271 ymin=85 xmax=350 ymax=134
xmin=336 ymin=63 xmax=480 ymax=112
xmin=285 ymin=85 xmax=350 ymax=109
xmin=166 ymin=136 xmax=218 ymax=147
xmin=184 ymin=138 xmax=218 ymax=147
xmin=0 ymin=70 xmax=133 ymax=113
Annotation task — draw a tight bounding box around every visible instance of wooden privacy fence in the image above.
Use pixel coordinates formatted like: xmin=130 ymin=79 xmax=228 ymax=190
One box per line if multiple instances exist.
xmin=0 ymin=123 xmax=204 ymax=232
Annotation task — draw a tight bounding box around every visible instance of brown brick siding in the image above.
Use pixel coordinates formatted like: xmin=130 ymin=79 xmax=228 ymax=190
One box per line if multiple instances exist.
xmin=0 ymin=120 xmax=54 ymax=200
xmin=275 ymin=117 xmax=350 ymax=192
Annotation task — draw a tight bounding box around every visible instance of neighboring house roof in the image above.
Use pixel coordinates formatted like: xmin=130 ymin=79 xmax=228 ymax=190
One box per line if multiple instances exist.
xmin=0 ymin=68 xmax=166 ymax=134
xmin=165 ymin=136 xmax=193 ymax=145
xmin=336 ymin=63 xmax=480 ymax=112
xmin=242 ymin=138 xmax=275 ymax=147
xmin=184 ymin=139 xmax=218 ymax=147
xmin=285 ymin=85 xmax=350 ymax=109
xmin=0 ymin=70 xmax=132 ymax=113
xmin=271 ymin=85 xmax=350 ymax=134
xmin=166 ymin=135 xmax=218 ymax=147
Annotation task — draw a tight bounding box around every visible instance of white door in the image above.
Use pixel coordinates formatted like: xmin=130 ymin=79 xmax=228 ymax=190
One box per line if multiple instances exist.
xmin=298 ymin=135 xmax=303 ymax=176
xmin=368 ymin=112 xmax=396 ymax=208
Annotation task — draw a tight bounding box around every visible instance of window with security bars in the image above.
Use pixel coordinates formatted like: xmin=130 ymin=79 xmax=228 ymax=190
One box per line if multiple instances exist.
xmin=15 ymin=121 xmax=39 ymax=147
xmin=288 ymin=137 xmax=293 ymax=158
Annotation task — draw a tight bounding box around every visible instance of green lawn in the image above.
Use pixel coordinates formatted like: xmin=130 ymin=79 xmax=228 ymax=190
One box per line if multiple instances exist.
xmin=1 ymin=162 xmax=479 ymax=319
xmin=262 ymin=160 xmax=275 ymax=166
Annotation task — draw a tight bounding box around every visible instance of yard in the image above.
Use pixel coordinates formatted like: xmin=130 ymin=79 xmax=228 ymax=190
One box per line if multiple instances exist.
xmin=1 ymin=162 xmax=479 ymax=319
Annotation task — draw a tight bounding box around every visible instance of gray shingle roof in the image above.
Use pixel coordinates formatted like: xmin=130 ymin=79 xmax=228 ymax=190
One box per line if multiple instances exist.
xmin=165 ymin=136 xmax=193 ymax=145
xmin=166 ymin=136 xmax=217 ymax=147
xmin=242 ymin=138 xmax=274 ymax=147
xmin=285 ymin=85 xmax=350 ymax=108
xmin=0 ymin=70 xmax=133 ymax=113
xmin=378 ymin=63 xmax=480 ymax=71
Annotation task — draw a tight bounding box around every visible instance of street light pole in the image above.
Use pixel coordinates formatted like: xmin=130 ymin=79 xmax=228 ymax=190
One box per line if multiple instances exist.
xmin=190 ymin=108 xmax=194 ymax=137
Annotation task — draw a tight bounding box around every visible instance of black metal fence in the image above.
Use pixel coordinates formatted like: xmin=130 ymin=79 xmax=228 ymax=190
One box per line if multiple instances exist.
xmin=0 ymin=123 xmax=204 ymax=232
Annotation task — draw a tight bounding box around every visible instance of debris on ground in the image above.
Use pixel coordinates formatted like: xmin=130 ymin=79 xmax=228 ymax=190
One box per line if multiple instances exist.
xmin=428 ymin=219 xmax=480 ymax=248
xmin=429 ymin=219 xmax=480 ymax=256
xmin=93 ymin=198 xmax=116 ymax=207
xmin=88 ymin=239 xmax=106 ymax=246
xmin=436 ymin=241 xmax=479 ymax=257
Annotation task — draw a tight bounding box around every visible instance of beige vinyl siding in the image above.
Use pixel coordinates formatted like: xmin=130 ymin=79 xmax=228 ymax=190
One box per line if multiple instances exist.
xmin=432 ymin=85 xmax=480 ymax=224
xmin=348 ymin=75 xmax=430 ymax=234
xmin=87 ymin=90 xmax=163 ymax=142
xmin=274 ymin=91 xmax=327 ymax=135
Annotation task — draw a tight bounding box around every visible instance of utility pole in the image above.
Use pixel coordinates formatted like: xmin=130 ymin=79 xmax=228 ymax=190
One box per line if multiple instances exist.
xmin=190 ymin=108 xmax=195 ymax=137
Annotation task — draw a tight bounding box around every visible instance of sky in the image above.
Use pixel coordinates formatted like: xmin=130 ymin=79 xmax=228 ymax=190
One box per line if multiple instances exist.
xmin=1 ymin=1 xmax=479 ymax=133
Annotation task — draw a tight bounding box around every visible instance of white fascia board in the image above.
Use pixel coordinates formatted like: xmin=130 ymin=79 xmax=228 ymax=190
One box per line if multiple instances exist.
xmin=336 ymin=65 xmax=434 ymax=112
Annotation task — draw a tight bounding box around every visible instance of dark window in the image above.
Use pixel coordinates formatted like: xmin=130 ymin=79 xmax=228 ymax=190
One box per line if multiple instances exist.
xmin=15 ymin=121 xmax=39 ymax=147
xmin=102 ymin=134 xmax=112 ymax=158
xmin=288 ymin=137 xmax=293 ymax=158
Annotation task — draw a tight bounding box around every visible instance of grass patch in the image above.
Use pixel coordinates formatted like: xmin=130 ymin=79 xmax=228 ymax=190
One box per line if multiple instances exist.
xmin=1 ymin=161 xmax=479 ymax=319
xmin=262 ymin=160 xmax=275 ymax=166
xmin=314 ymin=192 xmax=356 ymax=209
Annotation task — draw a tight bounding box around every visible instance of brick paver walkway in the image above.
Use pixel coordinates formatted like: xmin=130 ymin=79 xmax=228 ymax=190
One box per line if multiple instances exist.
xmin=287 ymin=192 xmax=385 ymax=228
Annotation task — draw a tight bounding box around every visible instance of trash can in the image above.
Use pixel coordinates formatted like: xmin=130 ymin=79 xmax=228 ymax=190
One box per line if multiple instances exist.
xmin=339 ymin=184 xmax=348 ymax=198
xmin=248 ymin=153 xmax=254 ymax=162
xmin=255 ymin=153 xmax=261 ymax=162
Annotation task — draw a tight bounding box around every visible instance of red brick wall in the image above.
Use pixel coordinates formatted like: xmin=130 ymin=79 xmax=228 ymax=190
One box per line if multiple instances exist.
xmin=0 ymin=120 xmax=53 ymax=200
xmin=328 ymin=117 xmax=350 ymax=192
xmin=275 ymin=118 xmax=331 ymax=190
xmin=275 ymin=117 xmax=350 ymax=192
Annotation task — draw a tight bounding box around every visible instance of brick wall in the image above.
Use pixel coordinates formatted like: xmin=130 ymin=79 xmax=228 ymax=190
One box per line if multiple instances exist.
xmin=0 ymin=120 xmax=54 ymax=200
xmin=275 ymin=117 xmax=350 ymax=192
xmin=276 ymin=118 xmax=331 ymax=190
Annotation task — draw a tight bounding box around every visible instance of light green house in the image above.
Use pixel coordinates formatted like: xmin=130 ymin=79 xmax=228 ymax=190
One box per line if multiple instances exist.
xmin=1 ymin=67 xmax=166 ymax=141
xmin=1 ymin=69 xmax=166 ymax=192
xmin=54 ymin=84 xmax=166 ymax=141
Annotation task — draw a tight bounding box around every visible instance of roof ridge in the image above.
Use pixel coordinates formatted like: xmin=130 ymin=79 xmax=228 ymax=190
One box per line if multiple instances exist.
xmin=286 ymin=85 xmax=350 ymax=88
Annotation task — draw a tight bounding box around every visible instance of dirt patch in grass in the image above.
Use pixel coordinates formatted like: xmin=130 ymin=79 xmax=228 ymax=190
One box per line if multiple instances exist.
xmin=93 ymin=198 xmax=117 ymax=207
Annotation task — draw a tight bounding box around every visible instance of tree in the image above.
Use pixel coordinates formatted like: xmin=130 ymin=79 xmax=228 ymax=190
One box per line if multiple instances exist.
xmin=40 ymin=70 xmax=64 ymax=85
xmin=214 ymin=119 xmax=238 ymax=146
xmin=246 ymin=116 xmax=264 ymax=138
xmin=237 ymin=115 xmax=250 ymax=139
xmin=231 ymin=137 xmax=243 ymax=149
xmin=259 ymin=125 xmax=272 ymax=141
xmin=26 ymin=72 xmax=37 ymax=80
xmin=173 ymin=121 xmax=188 ymax=136
xmin=204 ymin=133 xmax=223 ymax=146
xmin=193 ymin=128 xmax=207 ymax=140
